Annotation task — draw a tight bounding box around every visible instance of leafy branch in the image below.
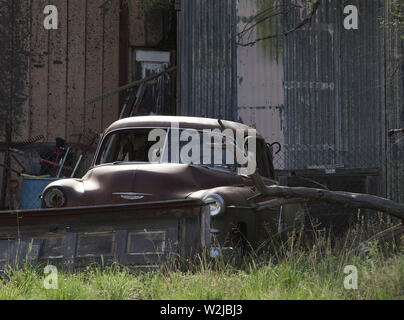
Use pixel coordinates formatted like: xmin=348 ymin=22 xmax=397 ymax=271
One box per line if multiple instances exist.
xmin=237 ymin=0 xmax=322 ymax=47
xmin=379 ymin=0 xmax=404 ymax=39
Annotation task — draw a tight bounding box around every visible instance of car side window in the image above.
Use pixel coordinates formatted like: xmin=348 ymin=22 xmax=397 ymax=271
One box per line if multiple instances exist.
xmin=256 ymin=139 xmax=275 ymax=179
xmin=97 ymin=129 xmax=153 ymax=164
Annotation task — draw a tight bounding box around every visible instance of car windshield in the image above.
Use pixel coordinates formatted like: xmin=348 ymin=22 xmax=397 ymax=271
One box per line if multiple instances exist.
xmin=95 ymin=128 xmax=238 ymax=171
xmin=95 ymin=128 xmax=274 ymax=178
xmin=96 ymin=129 xmax=153 ymax=164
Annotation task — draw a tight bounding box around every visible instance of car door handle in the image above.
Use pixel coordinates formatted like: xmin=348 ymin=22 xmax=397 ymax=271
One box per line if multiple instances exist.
xmin=112 ymin=192 xmax=152 ymax=200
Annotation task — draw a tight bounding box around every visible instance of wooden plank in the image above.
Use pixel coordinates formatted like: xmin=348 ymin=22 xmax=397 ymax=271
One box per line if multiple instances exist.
xmin=29 ymin=0 xmax=49 ymax=140
xmin=200 ymin=204 xmax=211 ymax=249
xmin=39 ymin=236 xmax=65 ymax=259
xmin=66 ymin=0 xmax=86 ymax=141
xmin=85 ymin=0 xmax=104 ymax=136
xmin=63 ymin=232 xmax=77 ymax=271
xmin=145 ymin=9 xmax=163 ymax=46
xmin=119 ymin=1 xmax=129 ymax=110
xmin=128 ymin=1 xmax=146 ymax=46
xmin=0 ymin=0 xmax=11 ymax=209
xmin=0 ymin=241 xmax=10 ymax=268
xmin=76 ymin=231 xmax=115 ymax=257
xmin=11 ymin=0 xmax=31 ymax=143
xmin=165 ymin=227 xmax=178 ymax=258
xmin=127 ymin=230 xmax=165 ymax=254
xmin=47 ymin=0 xmax=68 ymax=141
xmin=0 ymin=202 xmax=206 ymax=269
xmin=0 ymin=200 xmax=202 ymax=234
xmin=0 ymin=1 xmax=14 ymax=141
xmin=180 ymin=215 xmax=201 ymax=256
xmin=102 ymin=0 xmax=120 ymax=130
xmin=114 ymin=230 xmax=128 ymax=264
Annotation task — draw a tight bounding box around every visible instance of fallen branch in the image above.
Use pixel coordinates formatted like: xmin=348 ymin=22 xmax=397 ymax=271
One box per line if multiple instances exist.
xmin=256 ymin=198 xmax=307 ymax=211
xmin=250 ymin=172 xmax=404 ymax=221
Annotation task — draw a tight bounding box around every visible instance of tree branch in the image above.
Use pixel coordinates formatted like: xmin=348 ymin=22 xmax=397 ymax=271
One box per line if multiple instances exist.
xmin=238 ymin=0 xmax=322 ymax=47
xmin=250 ymin=172 xmax=404 ymax=221
xmin=256 ymin=197 xmax=307 ymax=211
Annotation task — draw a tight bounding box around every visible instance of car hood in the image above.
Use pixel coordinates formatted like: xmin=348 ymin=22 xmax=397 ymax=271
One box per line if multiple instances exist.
xmin=62 ymin=163 xmax=249 ymax=205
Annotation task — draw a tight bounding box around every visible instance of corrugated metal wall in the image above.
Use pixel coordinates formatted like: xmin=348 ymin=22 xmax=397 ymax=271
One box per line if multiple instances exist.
xmin=283 ymin=0 xmax=386 ymax=171
xmin=237 ymin=0 xmax=286 ymax=169
xmin=385 ymin=1 xmax=404 ymax=203
xmin=180 ymin=0 xmax=238 ymax=120
xmin=236 ymin=0 xmax=402 ymax=200
xmin=282 ymin=0 xmax=395 ymax=197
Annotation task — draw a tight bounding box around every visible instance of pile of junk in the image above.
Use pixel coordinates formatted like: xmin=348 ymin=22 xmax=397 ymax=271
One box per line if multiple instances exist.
xmin=0 ymin=131 xmax=98 ymax=211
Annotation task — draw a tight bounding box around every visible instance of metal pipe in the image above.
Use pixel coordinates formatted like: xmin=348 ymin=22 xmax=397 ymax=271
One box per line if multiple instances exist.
xmin=70 ymin=154 xmax=83 ymax=178
xmin=57 ymin=147 xmax=70 ymax=178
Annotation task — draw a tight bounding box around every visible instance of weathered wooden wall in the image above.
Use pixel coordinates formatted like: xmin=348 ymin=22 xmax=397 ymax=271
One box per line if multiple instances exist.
xmin=0 ymin=0 xmax=122 ymax=208
xmin=0 ymin=0 xmax=171 ymax=145
xmin=0 ymin=0 xmax=121 ymax=145
xmin=0 ymin=0 xmax=172 ymax=208
xmin=128 ymin=1 xmax=171 ymax=48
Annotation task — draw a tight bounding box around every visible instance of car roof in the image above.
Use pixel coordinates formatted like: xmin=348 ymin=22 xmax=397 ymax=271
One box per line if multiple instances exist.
xmin=104 ymin=116 xmax=262 ymax=137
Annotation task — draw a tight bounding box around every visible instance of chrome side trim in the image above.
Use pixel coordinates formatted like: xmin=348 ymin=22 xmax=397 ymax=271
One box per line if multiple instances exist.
xmin=112 ymin=192 xmax=153 ymax=201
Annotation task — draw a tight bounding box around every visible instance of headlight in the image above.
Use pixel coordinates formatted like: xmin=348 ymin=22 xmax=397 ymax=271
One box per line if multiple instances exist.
xmin=43 ymin=187 xmax=66 ymax=208
xmin=202 ymin=193 xmax=225 ymax=217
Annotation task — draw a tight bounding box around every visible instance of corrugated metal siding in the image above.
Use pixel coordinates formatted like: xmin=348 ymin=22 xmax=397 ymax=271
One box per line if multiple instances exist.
xmin=180 ymin=0 xmax=238 ymax=120
xmin=283 ymin=0 xmax=387 ymax=174
xmin=236 ymin=0 xmax=402 ymax=199
xmin=385 ymin=1 xmax=404 ymax=203
xmin=237 ymin=0 xmax=286 ymax=169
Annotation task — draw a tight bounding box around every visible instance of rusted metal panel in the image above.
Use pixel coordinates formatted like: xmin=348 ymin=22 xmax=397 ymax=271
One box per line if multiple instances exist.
xmin=102 ymin=0 xmax=120 ymax=130
xmin=0 ymin=200 xmax=210 ymax=270
xmin=66 ymin=0 xmax=87 ymax=141
xmin=180 ymin=0 xmax=238 ymax=121
xmin=47 ymin=0 xmax=68 ymax=142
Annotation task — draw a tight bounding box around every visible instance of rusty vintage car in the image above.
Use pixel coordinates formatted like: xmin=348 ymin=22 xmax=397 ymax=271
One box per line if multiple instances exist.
xmin=40 ymin=116 xmax=303 ymax=253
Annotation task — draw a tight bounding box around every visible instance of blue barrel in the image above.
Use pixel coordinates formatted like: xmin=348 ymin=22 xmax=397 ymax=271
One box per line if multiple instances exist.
xmin=21 ymin=177 xmax=60 ymax=210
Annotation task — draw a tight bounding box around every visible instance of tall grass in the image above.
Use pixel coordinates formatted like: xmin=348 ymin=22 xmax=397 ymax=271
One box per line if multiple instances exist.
xmin=0 ymin=214 xmax=403 ymax=300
